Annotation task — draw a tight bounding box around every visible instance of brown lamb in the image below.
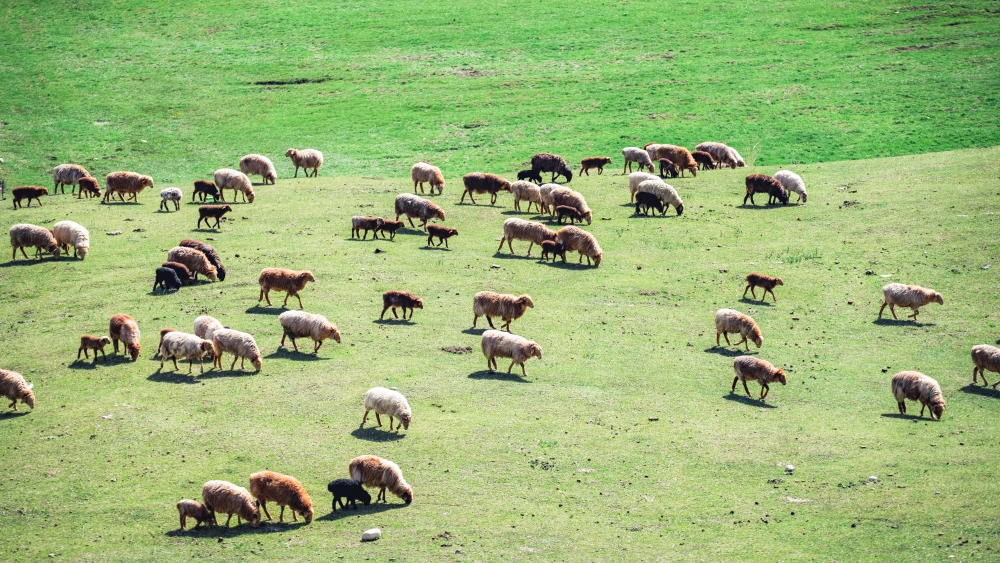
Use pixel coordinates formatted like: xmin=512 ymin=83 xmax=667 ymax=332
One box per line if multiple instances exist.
xmin=744 ymin=174 xmax=788 ymax=206
xmin=12 ymin=186 xmax=48 ymax=209
xmin=78 ymin=335 xmax=112 ymax=363
xmin=692 ymin=150 xmax=716 ymax=170
xmin=381 ymin=290 xmax=423 ymax=320
xmin=657 ymin=158 xmax=678 ymax=179
xmin=426 ymin=224 xmax=458 ymax=248
xmin=540 ymin=240 xmax=566 ymax=262
xmin=248 ymin=471 xmax=314 ymax=523
xmin=197 ymin=205 xmax=233 ymax=229
xmin=743 ymin=273 xmax=784 ymax=302
xmin=109 ymin=313 xmax=141 ymax=361
xmin=555 ymin=205 xmax=584 ymax=224
xmin=580 ymin=156 xmax=612 ymax=176
xmin=258 ymin=268 xmax=316 ymax=308
xmin=192 ymin=180 xmax=220 ymax=202
xmin=461 ymin=173 xmax=511 ymax=205
xmin=77 ymin=177 xmax=101 ymax=199
xmin=351 ymin=216 xmax=384 ymax=240
xmin=376 ymin=219 xmax=405 ymax=240
xmin=177 ymin=499 xmax=214 ymax=530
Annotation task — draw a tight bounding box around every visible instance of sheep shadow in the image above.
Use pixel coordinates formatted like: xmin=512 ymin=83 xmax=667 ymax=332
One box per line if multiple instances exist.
xmin=419 ymin=245 xmax=451 ymax=251
xmin=739 ymin=297 xmax=774 ymax=306
xmin=461 ymin=328 xmax=487 ymax=335
xmin=345 ymin=237 xmax=384 ymax=242
xmin=630 ymin=213 xmax=675 ymax=219
xmin=316 ymin=502 xmax=407 ymax=522
xmin=186 ymin=200 xmax=218 ymax=205
xmin=959 ymin=384 xmax=1000 ymax=398
xmin=146 ymin=290 xmax=180 ymax=296
xmin=468 ymin=370 xmax=530 ymax=383
xmin=0 ymin=259 xmax=58 ymax=267
xmin=197 ymin=368 xmax=258 ymax=379
xmin=723 ymin=392 xmax=778 ymax=408
xmin=879 ymin=413 xmax=941 ymax=422
xmin=350 ymin=426 xmax=406 ymax=442
xmin=736 ymin=203 xmax=792 ymax=211
xmin=147 ymin=370 xmax=201 ymax=384
xmin=67 ymin=359 xmax=103 ymax=370
xmin=245 ymin=306 xmax=285 ymax=315
xmin=872 ymin=318 xmax=934 ymax=327
xmin=0 ymin=411 xmax=32 ymax=419
xmin=492 ymin=251 xmax=534 ymax=260
xmin=265 ymin=348 xmax=323 ymax=361
xmin=373 ymin=318 xmax=416 ymax=326
xmin=395 ymin=228 xmax=426 ymax=236
xmin=164 ymin=522 xmax=290 ymax=538
xmin=543 ymin=261 xmax=596 ymax=271
xmin=93 ymin=354 xmax=135 ymax=367
xmin=704 ymin=346 xmax=750 ymax=357
xmin=191 ymin=228 xmax=223 ymax=234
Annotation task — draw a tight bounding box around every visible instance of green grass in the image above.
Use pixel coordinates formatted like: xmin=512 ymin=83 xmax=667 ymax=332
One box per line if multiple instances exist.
xmin=0 ymin=146 xmax=998 ymax=561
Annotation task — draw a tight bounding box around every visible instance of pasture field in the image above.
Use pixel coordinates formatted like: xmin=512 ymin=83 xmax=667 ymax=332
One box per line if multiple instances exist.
xmin=0 ymin=146 xmax=998 ymax=561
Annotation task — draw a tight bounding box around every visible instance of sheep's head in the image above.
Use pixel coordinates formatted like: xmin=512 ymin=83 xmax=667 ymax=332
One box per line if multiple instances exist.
xmin=601 ymin=157 xmax=612 ymax=165
xmin=399 ymin=412 xmax=411 ymax=430
xmin=264 ymin=171 xmax=276 ymax=183
xmin=400 ymin=486 xmax=413 ymax=505
xmin=751 ymin=333 xmax=763 ymax=349
xmin=327 ymin=325 xmax=342 ymax=344
xmin=251 ymin=356 xmax=263 ymax=372
xmin=245 ymin=190 xmax=255 ymax=203
xmin=675 ymin=203 xmax=684 ymax=216
xmin=583 ymin=210 xmax=593 ymax=225
xmin=301 ymin=271 xmax=316 ymax=283
xmin=519 ymin=295 xmax=534 ymax=309
xmin=141 ymin=175 xmax=154 ymax=189
xmin=204 ymin=266 xmax=218 ymax=282
xmin=932 ymin=292 xmax=944 ymax=305
xmin=374 ymin=217 xmax=385 ymax=228
xmin=222 ymin=205 xmax=233 ymax=214
xmin=47 ymin=242 xmax=61 ymax=258
xmin=359 ymin=487 xmax=372 ymax=505
xmin=100 ymin=336 xmax=112 ymax=346
xmin=435 ymin=208 xmax=446 ymax=221
xmin=931 ymin=399 xmax=946 ymax=420
xmin=688 ymin=166 xmax=697 ymax=177
xmin=527 ymin=343 xmax=543 ymax=360
xmin=127 ymin=342 xmax=141 ymax=362
xmin=592 ymin=253 xmax=602 ymax=267
xmin=284 ymin=148 xmax=297 ymax=158
xmin=77 ymin=245 xmax=89 ymax=259
xmin=413 ymin=298 xmax=424 ymax=310
xmin=247 ymin=507 xmax=261 ymax=527
xmin=21 ymin=385 xmax=34 ymax=409
xmin=774 ymin=369 xmax=787 ymax=386
xmin=199 ymin=341 xmax=215 ymax=354
xmin=775 ymin=278 xmax=785 ymax=286
xmin=300 ymin=506 xmax=314 ymax=524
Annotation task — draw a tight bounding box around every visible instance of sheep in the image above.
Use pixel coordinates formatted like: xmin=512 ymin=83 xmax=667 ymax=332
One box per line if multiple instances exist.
xmin=109 ymin=313 xmax=141 ymax=361
xmin=473 ymin=291 xmax=533 ymax=331
xmin=104 ymin=171 xmax=153 ymax=203
xmin=394 ymin=193 xmax=446 ymax=230
xmin=649 ymin=145 xmax=697 ymax=177
xmin=351 ymin=216 xmax=384 ymax=240
xmin=285 ymin=148 xmax=323 ymax=177
xmin=622 ymin=147 xmax=655 ymax=174
xmin=194 ymin=315 xmax=225 ymax=343
xmin=201 ymin=480 xmax=260 ymax=527
xmin=157 ymin=187 xmax=183 ymax=212
xmin=52 ymin=220 xmax=90 ymax=259
xmin=657 ymin=158 xmax=678 ymax=179
xmin=12 ymin=186 xmax=48 ymax=209
xmin=636 ymin=180 xmax=683 ymax=215
xmin=239 ymin=154 xmax=277 ymax=184
xmin=179 ymin=239 xmax=226 ymax=282
xmin=550 ymin=188 xmax=593 ymax=224
xmin=744 ymin=174 xmax=788 ymax=206
xmin=481 ymin=329 xmax=543 ymax=376
xmin=248 ymin=471 xmax=314 ymax=523
xmin=517 ymin=169 xmax=543 ymax=184
xmin=426 ymin=224 xmax=458 ymax=248
xmin=278 ymin=310 xmax=341 ymax=353
xmin=159 ymin=331 xmax=214 ymax=373
xmin=161 ymin=261 xmax=193 ymax=286
xmin=628 ymin=172 xmax=661 ymax=202
xmin=510 ymin=180 xmax=543 ymax=213
xmin=555 ymin=225 xmax=602 ymax=266
xmin=380 ymin=290 xmax=423 ymax=320
xmin=213 ymin=169 xmax=255 ymax=203
xmin=153 ymin=267 xmax=183 ymax=293
xmin=496 ymin=218 xmax=557 ymax=256
xmin=714 ymin=309 xmax=762 ymax=351
xmin=177 ymin=499 xmax=214 ymax=530
xmin=692 ymin=150 xmax=716 ymax=170
xmin=0 ymin=369 xmax=34 ymax=411
xmin=580 ymin=156 xmax=612 ymax=176
xmin=878 ymin=283 xmax=943 ymax=322
xmin=376 ymin=219 xmax=405 ymax=240
xmin=540 ymin=240 xmax=566 ymax=262
xmin=348 ymin=455 xmax=413 ymax=504
xmin=538 ymin=183 xmax=561 ymax=215
xmin=411 ymin=162 xmax=445 ymax=195
xmin=192 ymin=180 xmax=220 ymax=202
xmin=556 ymin=205 xmax=584 ymax=224
xmin=461 ymin=173 xmax=511 ymax=205
xmin=362 ymin=387 xmax=412 ymax=431
xmin=731 ymin=147 xmax=746 ymax=167
xmin=634 ymin=191 xmax=665 ymax=216
xmin=76 ymin=177 xmax=101 ymax=199
xmin=891 ymin=371 xmax=945 ymax=419
xmin=732 ymin=355 xmax=786 ymax=401
xmin=695 ymin=142 xmax=739 ymax=169
xmin=53 ymin=163 xmax=91 ymax=194
xmin=212 ymin=328 xmax=262 ymax=371
xmin=258 ymin=268 xmax=315 ymax=308
xmin=9 ymin=224 xmax=60 ymax=260
xmin=530 ymin=153 xmax=573 ymax=183
xmin=971 ymin=344 xmax=1000 ymax=387
xmin=774 ymin=170 xmax=807 ymax=203
xmin=78 ymin=335 xmax=112 ymax=363
xmin=327 ymin=479 xmax=371 ymax=511
xmin=167 ymin=247 xmax=218 ymax=282
xmin=743 ymin=273 xmax=784 ymax=302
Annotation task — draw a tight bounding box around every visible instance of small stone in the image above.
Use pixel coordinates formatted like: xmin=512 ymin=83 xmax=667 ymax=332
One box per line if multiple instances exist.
xmin=869 ymin=476 xmax=878 ymax=482
xmin=648 ymin=417 xmax=659 ymax=421
xmin=242 ymin=216 xmax=249 ymax=220
xmin=636 ymin=265 xmax=642 ymax=270
xmin=106 ymin=230 xmax=122 ymax=236
xmin=847 ymin=300 xmax=854 ymax=305
xmin=374 ymin=248 xmax=384 ymax=254
xmin=865 ymin=269 xmax=873 ymax=275
xmin=601 ymin=217 xmax=611 ymax=220
xmin=234 ymin=254 xmax=240 ymax=258
xmin=218 ymin=537 xmax=223 ymax=543
xmin=361 ymin=528 xmax=381 ymax=541
xmin=784 ymin=465 xmax=794 ymax=474
xmin=491 ymin=264 xmax=500 ymax=268
xmin=719 ymin=269 xmax=728 ymax=273
xmin=983 ymin=264 xmax=990 ymax=270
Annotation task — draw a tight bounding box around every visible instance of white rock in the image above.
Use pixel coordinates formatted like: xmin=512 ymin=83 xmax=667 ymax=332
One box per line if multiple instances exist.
xmin=869 ymin=476 xmax=879 ymax=482
xmin=784 ymin=465 xmax=794 ymax=474
xmin=361 ymin=528 xmax=381 ymax=542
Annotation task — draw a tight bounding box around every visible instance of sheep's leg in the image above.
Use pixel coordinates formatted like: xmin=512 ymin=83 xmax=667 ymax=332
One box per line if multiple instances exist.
xmin=501 ymin=319 xmax=511 ymax=331
xmin=295 ymin=293 xmax=303 ymax=308
xmin=716 ymin=332 xmax=721 ymax=346
xmin=230 ymin=356 xmax=238 ymax=371
xmin=392 ymin=306 xmax=399 ymax=319
xmin=362 ymin=409 xmax=370 ymax=426
xmin=406 ymin=215 xmax=415 ymax=228
xmin=897 ymin=401 xmax=906 ymax=415
xmin=520 ymin=363 xmax=527 ymax=377
xmin=198 ymin=356 xmax=205 ymax=374
xmin=380 ymin=305 xmax=389 ymax=319
xmin=768 ymin=289 xmax=777 ymax=302
xmin=878 ymin=302 xmax=888 ymax=318
xmin=375 ymin=412 xmax=383 ymax=427
xmin=224 ymin=513 xmax=233 ymax=527
xmin=279 ymin=505 xmax=287 ymax=522
xmin=180 ymin=514 xmax=186 ymax=530
xmin=486 ymin=316 xmax=496 ymax=329
xmin=294 ymin=166 xmax=299 ymax=178
xmin=188 ymin=358 xmax=195 ymax=374
xmin=443 ymin=238 xmax=449 ymax=248
xmin=314 ymin=340 xmax=321 ymax=353
xmin=723 ymin=332 xmax=732 ymax=345
xmin=908 ymin=308 xmax=919 ymax=320
xmin=731 ymin=376 xmax=739 ymax=393
xmin=742 ymin=379 xmax=753 ymax=398
xmin=889 ymin=303 xmax=898 ymax=319
xmin=526 ymin=242 xmax=534 ymax=256
xmin=389 ymin=416 xmax=395 ymax=430
xmin=379 ymin=488 xmax=387 ymax=502
xmin=281 ymin=293 xmax=290 ymax=307
xmin=496 ymin=237 xmax=506 ymax=253
xmin=919 ymin=403 xmax=926 ymax=417
xmin=487 ymin=357 xmax=494 ymax=372
xmin=172 ymin=356 xmax=179 ymax=371
xmin=426 ymin=234 xmax=432 ymax=246
xmin=100 ymin=349 xmax=106 ymax=363
xmin=760 ymin=383 xmax=769 ymax=400
xmin=78 ymin=347 xmax=84 ymax=360
xmin=19 ymin=247 xmax=29 ymax=259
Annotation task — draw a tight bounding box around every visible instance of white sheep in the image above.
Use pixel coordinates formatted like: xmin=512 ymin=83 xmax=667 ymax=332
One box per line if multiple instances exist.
xmin=193 ymin=315 xmax=225 ymax=343
xmin=362 ymin=387 xmax=412 ymax=431
xmin=214 ymin=169 xmax=255 ymax=203
xmin=550 ymin=188 xmax=593 ymax=224
xmin=891 ymin=371 xmax=945 ymax=419
xmin=212 ymin=329 xmax=262 ymax=372
xmin=285 ymin=148 xmax=323 ymax=177
xmin=636 ymin=180 xmax=683 ymax=215
xmin=394 ymin=193 xmax=445 ymax=230
xmin=878 ymin=283 xmax=943 ymax=322
xmin=159 ymin=187 xmax=183 ymax=212
xmin=510 ymin=180 xmax=543 ymax=213
xmin=538 ymin=183 xmax=561 ymax=215
xmin=159 ymin=331 xmax=215 ymax=374
xmin=622 ymin=147 xmax=655 ymax=174
xmin=971 ymin=344 xmax=1000 ymax=388
xmin=628 ymin=172 xmax=661 ymax=202
xmin=773 ymin=170 xmax=806 ymax=203
xmin=410 ymin=162 xmax=445 ymax=195
xmin=52 ymin=163 xmax=91 ymax=194
xmin=715 ymin=309 xmax=762 ymax=351
xmin=481 ymin=329 xmax=543 ymax=377
xmin=278 ymin=310 xmax=341 ymax=353
xmin=496 ymin=218 xmax=557 ymax=256
xmin=239 ymin=154 xmax=277 ymax=184
xmin=52 ymin=220 xmax=90 ymax=259
xmin=695 ymin=142 xmax=739 ymax=169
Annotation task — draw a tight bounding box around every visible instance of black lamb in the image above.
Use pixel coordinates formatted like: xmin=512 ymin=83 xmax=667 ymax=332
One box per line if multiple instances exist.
xmin=635 ymin=191 xmax=666 ymax=216
xmin=327 ymin=479 xmax=372 ymax=511
xmin=517 ymin=169 xmax=543 ymax=184
xmin=153 ymin=267 xmax=183 ymax=293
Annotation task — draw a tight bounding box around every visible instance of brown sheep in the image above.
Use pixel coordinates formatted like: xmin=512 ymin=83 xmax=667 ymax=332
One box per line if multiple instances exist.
xmin=580 ymin=156 xmax=612 ymax=176
xmin=530 ymin=153 xmax=573 ymax=183
xmin=426 ymin=224 xmax=458 ymax=248
xmin=540 ymin=240 xmax=566 ymax=262
xmin=157 ymin=327 xmax=177 ymax=356
xmin=732 ymin=355 xmax=786 ymax=401
xmin=77 ymin=177 xmax=102 ymax=199
xmin=104 ymin=171 xmax=153 ymax=203
xmin=381 ymin=290 xmax=423 ymax=320
xmin=376 ymin=219 xmax=405 ymax=240
xmin=744 ymin=174 xmax=788 ymax=206
xmin=177 ymin=499 xmax=214 ymax=530
xmin=657 ymin=158 xmax=678 ymax=179
xmin=349 ymin=455 xmax=413 ymax=504
xmin=891 ymin=371 xmax=945 ymax=419
xmin=473 ymin=291 xmax=534 ymax=331
xmin=649 ymin=145 xmax=697 ymax=177
xmin=258 ymin=268 xmax=315 ymax=309
xmin=692 ymin=150 xmax=716 ymax=170
xmin=179 ymin=239 xmax=226 ymax=282
xmin=461 ymin=173 xmax=511 ymax=205
xmin=248 ymin=471 xmax=314 ymax=523
xmin=192 ymin=180 xmax=220 ymax=202
xmin=743 ymin=273 xmax=784 ymax=302
xmin=197 ymin=205 xmax=233 ymax=229
xmin=351 ymin=216 xmax=384 ymax=240
xmin=12 ymin=186 xmax=48 ymax=209
xmin=78 ymin=335 xmax=112 ymax=363
xmin=109 ymin=313 xmax=141 ymax=361
xmin=201 ymin=480 xmax=260 ymax=527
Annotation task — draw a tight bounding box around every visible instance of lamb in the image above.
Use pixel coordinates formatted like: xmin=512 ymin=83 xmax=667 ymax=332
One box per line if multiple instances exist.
xmin=0 ymin=369 xmax=34 ymax=411
xmin=743 ymin=273 xmax=784 ymax=302
xmin=362 ymin=387 xmax=412 ymax=431
xmin=634 ymin=191 xmax=665 ymax=216
xmin=657 ymin=158 xmax=678 ymax=179
xmin=239 ymin=154 xmax=277 ymax=185
xmin=213 ymin=169 xmax=255 ymax=203
xmin=177 ymin=499 xmax=214 ymax=530
xmin=192 ymin=180 xmax=220 ymax=202
xmin=201 ymin=480 xmax=260 ymax=527
xmin=648 ymin=145 xmax=697 ymax=177
xmin=426 ymin=224 xmax=458 ymax=248
xmin=153 ymin=267 xmax=183 ymax=293
xmin=744 ymin=174 xmax=788 ymax=206
xmin=891 ymin=371 xmax=945 ymax=419
xmin=179 ymin=239 xmax=226 ymax=282
xmin=732 ymin=355 xmax=786 ymax=401
xmin=285 ymin=148 xmax=323 ymax=177
xmin=167 ymin=247 xmax=218 ymax=281
xmin=197 ymin=205 xmax=233 ymax=229
xmin=327 ymin=479 xmax=371 ymax=511
xmin=76 ymin=177 xmax=101 ymax=199
xmin=12 ymin=186 xmax=48 ymax=209
xmin=496 ymin=218 xmax=557 ymax=256
xmin=410 ymin=162 xmax=445 ymax=195
xmin=473 ymin=291 xmax=533 ymax=331
xmin=278 ymin=310 xmax=341 ymax=353
xmin=248 ymin=471 xmax=314 ymax=523
xmin=538 ymin=183 xmax=561 ymax=215
xmin=540 ymin=240 xmax=566 ymax=262
xmin=348 ymin=455 xmax=413 ymax=504
xmin=627 ymin=172 xmax=661 ymax=203
xmin=517 ymin=169 xmax=543 ymax=184
xmin=53 ymin=163 xmax=91 ymax=194
xmin=556 ymin=205 xmax=584 ymax=224
xmin=636 ymin=180 xmax=683 ymax=215
xmin=550 ymin=188 xmax=593 ymax=224
xmin=211 ymin=328 xmax=262 ymax=371
xmin=158 ymin=187 xmax=183 ymax=211
xmin=9 ymin=224 xmax=60 ymax=260
xmin=351 ymin=216 xmax=384 ymax=240
xmin=161 ymin=262 xmax=193 ymax=286
xmin=376 ymin=219 xmax=405 ymax=240
xmin=774 ymin=170 xmax=807 ymax=203
xmin=103 ymin=171 xmax=153 ymax=203
xmin=714 ymin=309 xmax=762 ymax=351
xmin=159 ymin=331 xmax=214 ymax=373
xmin=580 ymin=156 xmax=612 ymax=176
xmin=692 ymin=150 xmax=716 ymax=170
xmin=461 ymin=173 xmax=511 ymax=205
xmin=510 ymin=180 xmax=543 ymax=213
xmin=78 ymin=335 xmax=112 ymax=363
xmin=878 ymin=283 xmax=943 ymax=322
xmin=971 ymin=344 xmax=1000 ymax=387
xmin=695 ymin=142 xmax=740 ymax=169
xmin=380 ymin=290 xmax=423 ymax=320
xmin=555 ymin=225 xmax=603 ymax=266
xmin=394 ymin=193 xmax=446 ymax=230
xmin=622 ymin=147 xmax=655 ymax=174
xmin=481 ymin=329 xmax=543 ymax=376
xmin=530 ymin=152 xmax=573 ymax=183
xmin=258 ymin=268 xmax=315 ymax=308
xmin=52 ymin=220 xmax=90 ymax=259
xmin=193 ymin=315 xmax=225 ymax=343
xmin=110 ymin=313 xmax=141 ymax=361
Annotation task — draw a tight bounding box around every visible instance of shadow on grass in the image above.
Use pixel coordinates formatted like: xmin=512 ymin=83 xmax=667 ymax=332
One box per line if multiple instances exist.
xmin=959 ymin=384 xmax=1000 ymax=398
xmin=147 ymin=290 xmax=180 ymax=296
xmin=872 ymin=318 xmax=934 ymax=327
xmin=67 ymin=358 xmax=103 ymax=370
xmin=245 ymin=305 xmax=284 ymax=315
xmin=419 ymin=245 xmax=451 ymax=251
xmin=164 ymin=521 xmax=298 ymax=538
xmin=879 ymin=413 xmax=941 ymax=421
xmin=0 ymin=259 xmax=58 ymax=268
xmin=350 ymin=426 xmax=406 ymax=442
xmin=147 ymin=370 xmax=200 ymax=384
xmin=0 ymin=411 xmax=32 ymax=419
xmin=704 ymin=346 xmax=750 ymax=357
xmin=88 ymin=354 xmax=135 ymax=367
xmin=468 ymin=369 xmax=530 ymax=383
xmin=461 ymin=327 xmax=487 ymax=336
xmin=373 ymin=318 xmax=415 ymax=326
xmin=723 ymin=392 xmax=778 ymax=408
xmin=265 ymin=348 xmax=323 ymax=361
xmin=198 ymin=368 xmax=258 ymax=379
xmin=492 ymin=251 xmax=534 ymax=260
xmin=739 ymin=297 xmax=774 ymax=306
xmin=736 ymin=203 xmax=791 ymax=210
xmin=395 ymin=228 xmax=426 ymax=236
xmin=316 ymin=502 xmax=408 ymax=521
xmin=543 ymin=260 xmax=597 ymax=271
xmin=630 ymin=213 xmax=673 ymax=219
xmin=191 ymin=228 xmax=223 ymax=234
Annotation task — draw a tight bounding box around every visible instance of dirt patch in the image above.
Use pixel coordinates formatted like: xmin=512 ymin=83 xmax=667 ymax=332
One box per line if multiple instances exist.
xmin=442 ymin=346 xmax=473 ymax=354
xmin=638 ymin=290 xmax=659 ymax=296
xmin=253 ymin=77 xmax=331 ymax=86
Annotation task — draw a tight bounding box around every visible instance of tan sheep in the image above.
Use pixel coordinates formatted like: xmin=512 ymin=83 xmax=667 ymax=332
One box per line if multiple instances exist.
xmin=497 ymin=218 xmax=556 ymax=256
xmin=732 ymin=355 xmax=786 ymax=401
xmin=878 ymin=283 xmax=943 ymax=322
xmin=714 ymin=308 xmax=762 ymax=351
xmin=473 ymin=291 xmax=534 ymax=331
xmin=248 ymin=471 xmax=314 ymax=523
xmin=258 ymin=268 xmax=315 ymax=308
xmin=278 ymin=310 xmax=341 ymax=353
xmin=214 ymin=168 xmax=255 ymax=203
xmin=349 ymin=455 xmax=413 ymax=504
xmin=167 ymin=247 xmax=218 ymax=282
xmin=971 ymin=344 xmax=1000 ymax=387
xmin=201 ymin=480 xmax=260 ymax=527
xmin=159 ymin=331 xmax=215 ymax=374
xmin=193 ymin=315 xmax=225 ymax=343
xmin=622 ymin=147 xmax=655 ymax=174
xmin=481 ymin=329 xmax=543 ymax=377
xmin=78 ymin=335 xmax=112 ymax=363
xmin=9 ymin=223 xmax=60 ymax=260
xmin=110 ymin=313 xmax=141 ymax=361
xmin=555 ymin=225 xmax=602 ymax=266
xmin=285 ymin=148 xmax=323 ymax=177
xmin=891 ymin=371 xmax=945 ymax=419
xmin=104 ymin=171 xmax=153 ymax=203
xmin=394 ymin=193 xmax=446 ymax=230
xmin=0 ymin=369 xmax=34 ymax=411
xmin=52 ymin=163 xmax=90 ymax=194
xmin=550 ymin=188 xmax=593 ymax=224
xmin=362 ymin=387 xmax=412 ymax=431
xmin=636 ymin=180 xmax=683 ymax=215
xmin=627 ymin=172 xmax=661 ymax=203
xmin=461 ymin=173 xmax=511 ymax=205
xmin=411 ymin=162 xmax=445 ymax=194
xmin=538 ymin=183 xmax=560 ymax=215
xmin=212 ymin=328 xmax=262 ymax=372
xmin=177 ymin=499 xmax=214 ymax=530
xmin=239 ymin=154 xmax=277 ymax=184
xmin=510 ymin=180 xmax=543 ymax=213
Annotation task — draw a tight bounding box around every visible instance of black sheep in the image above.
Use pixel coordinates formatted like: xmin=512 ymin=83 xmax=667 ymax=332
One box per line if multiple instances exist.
xmin=192 ymin=180 xmax=220 ymax=202
xmin=517 ymin=169 xmax=543 ymax=184
xmin=744 ymin=174 xmax=788 ymax=206
xmin=555 ymin=205 xmax=583 ymax=224
xmin=161 ymin=261 xmax=193 ymax=286
xmin=530 ymin=153 xmax=573 ymax=183
xmin=179 ymin=239 xmax=227 ymax=282
xmin=153 ymin=267 xmax=183 ymax=293
xmin=327 ymin=479 xmax=371 ymax=510
xmin=657 ymin=158 xmax=678 ymax=179
xmin=540 ymin=240 xmax=566 ymax=263
xmin=635 ymin=191 xmax=666 ymax=216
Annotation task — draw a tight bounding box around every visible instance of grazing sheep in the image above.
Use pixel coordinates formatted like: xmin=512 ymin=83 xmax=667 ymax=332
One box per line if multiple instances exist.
xmin=376 ymin=219 xmax=405 ymax=240
xmin=109 ymin=313 xmax=141 ymax=361
xmin=538 ymin=183 xmax=561 ymax=215
xmin=327 ymin=479 xmax=371 ymax=511
xmin=394 ymin=193 xmax=446 ymax=230
xmin=410 ymin=162 xmax=445 ymax=194
xmin=212 ymin=329 xmax=262 ymax=372
xmin=159 ymin=187 xmax=183 ymax=211
xmin=76 ymin=177 xmax=101 ymax=199
xmin=201 ymin=480 xmax=260 ymax=528
xmin=774 ymin=170 xmax=807 ymax=203
xmin=161 ymin=261 xmax=193 ymax=286
xmin=972 ymin=344 xmax=1000 ymax=387
xmin=9 ymin=224 xmax=60 ymax=260
xmin=52 ymin=163 xmax=90 ymax=194
xmin=52 ymin=220 xmax=90 ymax=259
xmin=530 ymin=153 xmax=573 ymax=183
xmin=179 ymin=239 xmax=226 ymax=282
xmin=731 ymin=147 xmax=746 ymax=167
xmin=380 ymin=290 xmax=423 ymax=320
xmin=0 ymin=369 xmax=34 ymax=411
xmin=517 ymin=169 xmax=543 ymax=184
xmin=426 ymin=224 xmax=458 ymax=248
xmin=637 ymin=180 xmax=683 ymax=215
xmin=744 ymin=174 xmax=788 ymax=206
xmin=634 ymin=191 xmax=665 ymax=216
xmin=481 ymin=329 xmax=543 ymax=376
xmin=891 ymin=371 xmax=945 ymax=419
xmin=649 ymin=145 xmax=697 ymax=177
xmin=348 ymin=455 xmax=413 ymax=504
xmin=878 ymin=283 xmax=943 ymax=322
xmin=248 ymin=471 xmax=314 ymax=523
xmin=628 ymin=172 xmax=661 ymax=202
xmin=278 ymin=310 xmax=341 ymax=353
xmin=258 ymin=268 xmax=315 ymax=308
xmin=213 ymin=169 xmax=255 ymax=203
xmin=239 ymin=154 xmax=277 ymax=185
xmin=153 ymin=266 xmax=183 ymax=293
xmin=743 ymin=273 xmax=784 ymax=302
xmin=510 ymin=180 xmax=543 ymax=213
xmin=156 ymin=329 xmax=177 ymax=360
xmin=555 ymin=225 xmax=602 ymax=266
xmin=540 ymin=240 xmax=566 ymax=262
xmin=461 ymin=173 xmax=511 ymax=205
xmin=192 ymin=180 xmax=220 ymax=202
xmin=194 ymin=315 xmax=224 ymax=343
xmin=550 ymin=188 xmax=593 ymax=224
xmin=12 ymin=186 xmax=48 ymax=209
xmin=714 ymin=309 xmax=762 ymax=351
xmin=622 ymin=147 xmax=655 ymax=174
xmin=78 ymin=335 xmax=112 ymax=363
xmin=362 ymin=387 xmax=412 ymax=431
xmin=473 ymin=291 xmax=533 ymax=331
xmin=285 ymin=148 xmax=323 ymax=178
xmin=351 ymin=216 xmax=384 ymax=240
xmin=496 ymin=218 xmax=557 ymax=256
xmin=556 ymin=205 xmax=584 ymax=224
xmin=159 ymin=331 xmax=214 ymax=373
xmin=657 ymin=158 xmax=678 ymax=179
xmin=167 ymin=247 xmax=218 ymax=281
xmin=104 ymin=171 xmax=153 ymax=203
xmin=692 ymin=150 xmax=716 ymax=170
xmin=696 ymin=142 xmax=740 ymax=169
xmin=732 ymin=355 xmax=786 ymax=401
xmin=580 ymin=156 xmax=612 ymax=176
xmin=177 ymin=499 xmax=214 ymax=530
